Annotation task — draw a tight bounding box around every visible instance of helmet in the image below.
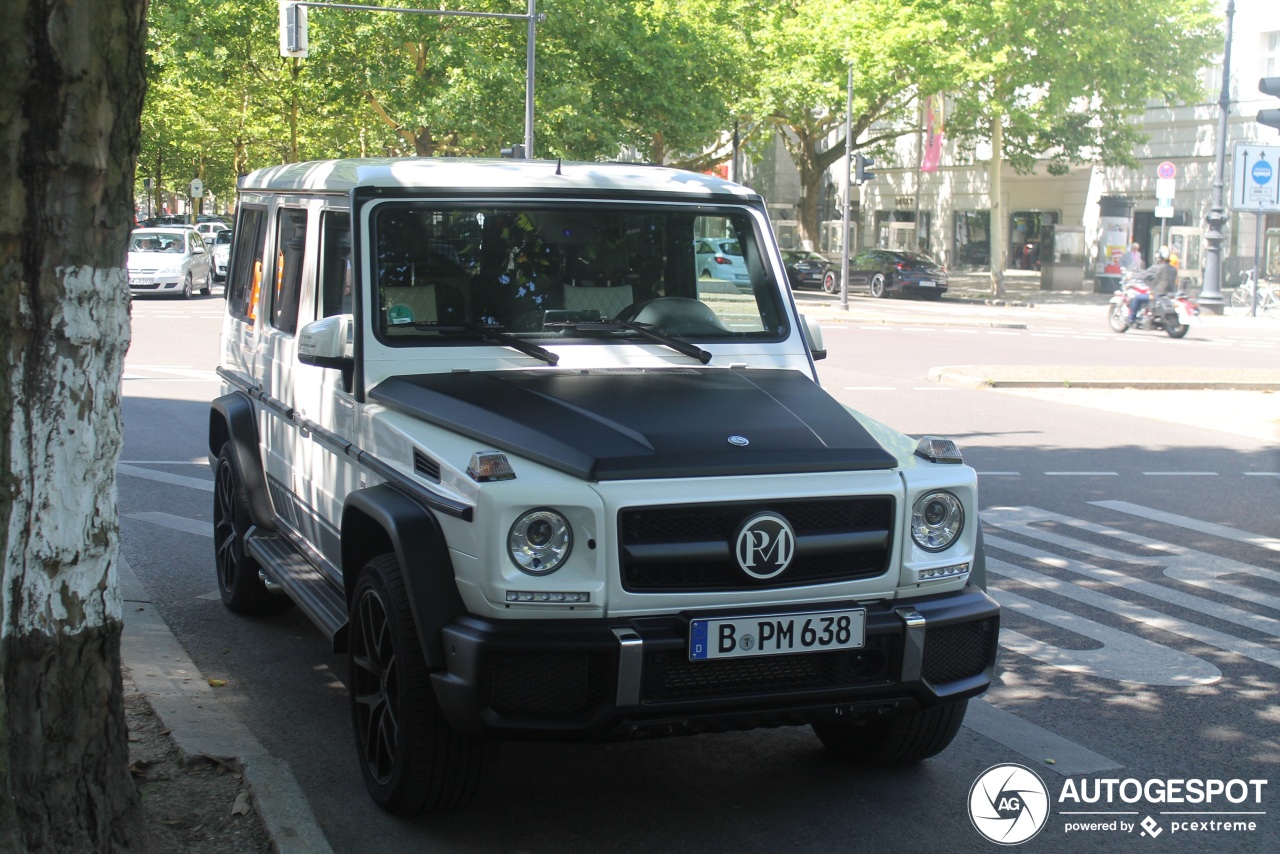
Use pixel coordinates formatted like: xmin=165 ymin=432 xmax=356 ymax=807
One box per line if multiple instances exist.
xmin=1158 ymin=245 xmax=1170 ymax=260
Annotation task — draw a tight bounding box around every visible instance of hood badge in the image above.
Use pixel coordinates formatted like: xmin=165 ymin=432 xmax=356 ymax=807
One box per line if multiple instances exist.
xmin=727 ymin=435 xmax=750 ymax=447
xmin=734 ymin=512 xmax=796 ymax=579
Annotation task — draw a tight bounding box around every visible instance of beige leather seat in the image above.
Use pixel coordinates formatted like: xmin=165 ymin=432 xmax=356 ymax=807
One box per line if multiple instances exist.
xmin=562 ymin=284 xmax=633 ymax=319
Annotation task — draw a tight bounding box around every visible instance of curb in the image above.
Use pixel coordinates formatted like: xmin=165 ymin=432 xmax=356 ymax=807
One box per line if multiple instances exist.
xmin=927 ymin=367 xmax=1280 ymax=391
xmin=119 ymin=557 xmax=334 ymax=854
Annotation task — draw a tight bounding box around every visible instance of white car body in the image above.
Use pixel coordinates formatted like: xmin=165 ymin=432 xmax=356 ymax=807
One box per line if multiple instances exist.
xmin=208 ymin=157 xmax=999 ymax=814
xmin=127 ymin=227 xmax=214 ymax=297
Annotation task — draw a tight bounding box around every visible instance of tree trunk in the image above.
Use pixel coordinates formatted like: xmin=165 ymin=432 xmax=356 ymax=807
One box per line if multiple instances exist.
xmin=1 ymin=1 xmax=149 ymax=851
xmin=988 ymin=115 xmax=1006 ymax=297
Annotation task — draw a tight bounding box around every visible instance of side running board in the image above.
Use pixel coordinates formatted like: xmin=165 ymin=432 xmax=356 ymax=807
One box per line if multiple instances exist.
xmin=245 ymin=529 xmax=347 ymax=647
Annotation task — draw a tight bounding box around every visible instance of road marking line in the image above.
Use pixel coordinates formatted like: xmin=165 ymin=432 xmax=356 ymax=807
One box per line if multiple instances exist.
xmin=1245 ymin=472 xmax=1280 ymax=477
xmin=965 ymin=700 xmax=1122 ymax=776
xmin=118 ymin=464 xmax=214 ymax=492
xmin=911 ymin=386 xmax=952 ymax=391
xmin=1141 ymin=472 xmax=1219 ymax=476
xmin=988 ymin=554 xmax=1280 ymax=670
xmin=1030 ymin=333 xmax=1064 ymax=338
xmin=124 ymin=512 xmax=212 ymax=538
xmin=978 ymin=471 xmax=1021 ymax=476
xmin=1044 ymin=471 xmax=1118 ymax=476
xmin=943 ymin=329 xmax=980 ymax=334
xmin=1091 ymin=500 xmax=1280 ymax=553
xmin=993 ymin=586 xmax=1221 ymax=686
xmin=985 ymin=506 xmax=1280 ymax=626
xmin=843 ymin=386 xmax=897 ymax=391
xmin=121 ymin=460 xmax=208 ymax=465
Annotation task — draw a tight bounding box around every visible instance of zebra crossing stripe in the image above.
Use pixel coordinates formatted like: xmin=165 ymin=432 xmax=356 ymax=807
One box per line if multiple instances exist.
xmin=125 ymin=512 xmax=213 ymax=538
xmin=1090 ymin=499 xmax=1280 ymax=553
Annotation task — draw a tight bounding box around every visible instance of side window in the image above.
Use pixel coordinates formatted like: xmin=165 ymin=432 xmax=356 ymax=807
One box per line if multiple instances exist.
xmin=227 ymin=207 xmax=268 ymax=323
xmin=270 ymin=208 xmax=307 ymax=335
xmin=191 ymin=233 xmax=205 ymax=254
xmin=319 ymin=211 xmax=353 ymax=318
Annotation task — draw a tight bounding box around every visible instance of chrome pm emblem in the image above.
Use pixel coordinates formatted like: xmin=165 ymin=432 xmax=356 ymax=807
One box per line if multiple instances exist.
xmin=727 ymin=435 xmax=750 ymax=447
xmin=734 ymin=512 xmax=796 ymax=579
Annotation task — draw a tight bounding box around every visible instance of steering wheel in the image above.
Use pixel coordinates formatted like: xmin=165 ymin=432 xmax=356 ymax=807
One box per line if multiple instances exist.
xmin=614 ymin=297 xmax=728 ymax=336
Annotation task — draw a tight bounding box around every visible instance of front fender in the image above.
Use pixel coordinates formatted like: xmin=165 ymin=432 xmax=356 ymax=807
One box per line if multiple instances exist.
xmin=209 ymin=392 xmax=275 ymax=530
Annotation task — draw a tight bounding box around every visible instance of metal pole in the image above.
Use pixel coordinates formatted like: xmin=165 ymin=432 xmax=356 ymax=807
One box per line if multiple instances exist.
xmin=1201 ymin=0 xmax=1235 ymax=314
xmin=840 ymin=64 xmax=853 ymax=312
xmin=1252 ymin=212 xmax=1262 ymax=316
xmin=524 ymin=0 xmax=536 ymax=157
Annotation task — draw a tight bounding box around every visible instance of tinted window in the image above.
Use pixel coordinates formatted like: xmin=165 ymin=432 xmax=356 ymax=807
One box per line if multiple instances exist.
xmin=320 ymin=211 xmax=352 ymax=318
xmin=270 ymin=208 xmax=307 ymax=335
xmin=227 ymin=207 xmax=268 ymax=322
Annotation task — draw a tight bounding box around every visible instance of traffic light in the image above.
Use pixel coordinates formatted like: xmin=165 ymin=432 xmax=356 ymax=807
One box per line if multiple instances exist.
xmin=854 ymin=153 xmax=876 ymax=185
xmin=500 ymin=144 xmax=527 ymax=159
xmin=279 ymin=2 xmax=308 ymax=59
xmin=1260 ymin=77 xmax=1280 ymax=131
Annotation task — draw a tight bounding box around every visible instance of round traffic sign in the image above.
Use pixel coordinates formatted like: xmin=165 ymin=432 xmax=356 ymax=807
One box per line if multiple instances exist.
xmin=1157 ymin=161 xmax=1176 ymax=179
xmin=1252 ymin=160 xmax=1273 ymax=185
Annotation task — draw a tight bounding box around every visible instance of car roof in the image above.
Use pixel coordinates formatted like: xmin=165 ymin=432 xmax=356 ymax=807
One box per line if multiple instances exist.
xmin=238 ymin=157 xmax=761 ymax=202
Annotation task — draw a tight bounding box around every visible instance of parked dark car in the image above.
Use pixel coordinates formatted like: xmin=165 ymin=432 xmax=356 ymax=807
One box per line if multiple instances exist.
xmin=781 ymin=249 xmax=840 ymax=294
xmin=847 ymin=249 xmax=948 ymax=299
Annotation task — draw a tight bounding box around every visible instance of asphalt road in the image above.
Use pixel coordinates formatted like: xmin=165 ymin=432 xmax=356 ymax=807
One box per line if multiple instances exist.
xmin=119 ymin=291 xmax=1280 ymax=853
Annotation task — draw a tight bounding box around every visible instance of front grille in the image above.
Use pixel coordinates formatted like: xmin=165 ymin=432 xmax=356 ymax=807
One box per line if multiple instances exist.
xmin=619 ymin=497 xmax=893 ymax=592
xmin=922 ymin=618 xmax=998 ymax=684
xmin=643 ymin=636 xmax=892 ymax=702
xmin=488 ymin=650 xmax=612 ymax=717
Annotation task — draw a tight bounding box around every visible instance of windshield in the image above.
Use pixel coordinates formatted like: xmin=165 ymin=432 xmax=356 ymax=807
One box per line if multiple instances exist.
xmin=130 ymin=232 xmax=186 ymax=253
xmin=369 ymin=203 xmax=786 ymax=345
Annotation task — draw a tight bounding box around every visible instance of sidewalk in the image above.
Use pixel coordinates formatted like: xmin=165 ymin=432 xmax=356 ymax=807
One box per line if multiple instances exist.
xmin=119 ymin=557 xmax=334 ymax=854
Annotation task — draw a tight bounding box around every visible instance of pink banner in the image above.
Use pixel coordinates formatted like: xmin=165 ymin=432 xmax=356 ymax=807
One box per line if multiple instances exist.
xmin=921 ymin=94 xmax=944 ymax=173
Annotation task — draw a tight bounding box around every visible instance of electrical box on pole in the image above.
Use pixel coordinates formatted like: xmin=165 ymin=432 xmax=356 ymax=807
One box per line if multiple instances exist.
xmin=279 ymin=1 xmax=309 ymax=59
xmin=1260 ymin=77 xmax=1280 ymax=131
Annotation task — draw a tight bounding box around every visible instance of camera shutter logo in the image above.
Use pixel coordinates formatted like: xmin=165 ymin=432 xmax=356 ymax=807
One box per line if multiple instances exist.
xmin=734 ymin=512 xmax=796 ymax=579
xmin=968 ymin=763 xmax=1050 ymax=845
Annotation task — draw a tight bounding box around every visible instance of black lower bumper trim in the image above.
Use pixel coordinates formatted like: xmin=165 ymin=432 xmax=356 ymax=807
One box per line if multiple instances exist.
xmin=431 ymin=586 xmax=999 ymax=740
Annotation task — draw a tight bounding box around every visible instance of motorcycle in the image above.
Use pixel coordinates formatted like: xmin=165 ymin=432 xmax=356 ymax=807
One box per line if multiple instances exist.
xmin=1107 ymin=272 xmax=1198 ymax=338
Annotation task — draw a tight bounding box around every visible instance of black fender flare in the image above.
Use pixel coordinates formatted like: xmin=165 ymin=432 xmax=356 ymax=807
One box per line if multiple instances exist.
xmin=342 ymin=484 xmax=465 ymax=669
xmin=970 ymin=523 xmax=988 ymax=591
xmin=208 ymin=391 xmax=275 ymax=530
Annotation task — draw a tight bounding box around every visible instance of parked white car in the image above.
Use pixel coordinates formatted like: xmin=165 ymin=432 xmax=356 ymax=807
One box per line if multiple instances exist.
xmin=127 ymin=227 xmax=214 ymax=297
xmin=195 ymin=220 xmax=230 ymax=241
xmin=209 ymin=228 xmax=232 ymax=284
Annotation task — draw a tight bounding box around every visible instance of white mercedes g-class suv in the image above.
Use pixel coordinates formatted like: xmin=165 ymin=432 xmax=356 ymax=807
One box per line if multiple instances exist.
xmin=209 ymin=157 xmax=999 ymax=814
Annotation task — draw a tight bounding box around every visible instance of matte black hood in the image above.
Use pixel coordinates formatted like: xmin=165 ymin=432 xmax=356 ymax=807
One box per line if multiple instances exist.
xmin=369 ymin=368 xmax=898 ymax=481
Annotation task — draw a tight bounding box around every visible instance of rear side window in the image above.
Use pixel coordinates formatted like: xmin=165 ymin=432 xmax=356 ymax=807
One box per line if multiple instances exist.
xmin=227 ymin=207 xmax=268 ymax=323
xmin=270 ymin=208 xmax=308 ymax=335
xmin=319 ymin=211 xmax=352 ymax=318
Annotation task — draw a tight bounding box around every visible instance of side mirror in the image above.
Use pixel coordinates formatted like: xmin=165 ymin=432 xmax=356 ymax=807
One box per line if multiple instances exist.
xmin=298 ymin=314 xmax=354 ymax=371
xmin=800 ymin=313 xmax=827 ymax=361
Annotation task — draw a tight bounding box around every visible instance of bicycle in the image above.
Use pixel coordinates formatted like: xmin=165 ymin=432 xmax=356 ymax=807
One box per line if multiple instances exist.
xmin=1229 ymin=269 xmax=1280 ymax=317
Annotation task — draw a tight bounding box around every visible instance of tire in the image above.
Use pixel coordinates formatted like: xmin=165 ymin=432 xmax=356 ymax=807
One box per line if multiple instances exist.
xmin=212 ymin=445 xmax=292 ymax=614
xmin=822 ymin=271 xmax=838 ymax=294
xmin=869 ymin=273 xmax=888 ymax=299
xmin=1230 ymin=284 xmax=1252 ymax=314
xmin=812 ymin=699 xmax=968 ymax=764
xmin=1165 ymin=321 xmax=1189 ymax=338
xmin=181 ymin=273 xmax=193 ymax=299
xmin=349 ymin=554 xmax=498 ymax=814
xmin=200 ymin=270 xmax=211 ymax=295
xmin=1107 ymin=303 xmax=1129 ymax=333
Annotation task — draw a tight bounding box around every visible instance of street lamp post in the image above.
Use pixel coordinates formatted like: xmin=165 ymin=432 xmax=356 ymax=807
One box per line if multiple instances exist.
xmin=1202 ymin=0 xmax=1235 ymax=315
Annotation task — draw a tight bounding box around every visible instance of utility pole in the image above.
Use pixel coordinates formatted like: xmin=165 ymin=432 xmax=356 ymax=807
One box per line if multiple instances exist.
xmin=1201 ymin=0 xmax=1234 ymax=315
xmin=840 ymin=64 xmax=853 ymax=312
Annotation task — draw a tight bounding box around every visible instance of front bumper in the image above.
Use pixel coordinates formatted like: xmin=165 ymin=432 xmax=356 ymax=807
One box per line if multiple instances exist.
xmin=431 ymin=585 xmax=999 ymax=740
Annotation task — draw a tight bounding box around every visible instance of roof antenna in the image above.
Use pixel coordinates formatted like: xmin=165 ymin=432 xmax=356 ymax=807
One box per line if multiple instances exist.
xmin=556 ymin=158 xmax=562 ymax=176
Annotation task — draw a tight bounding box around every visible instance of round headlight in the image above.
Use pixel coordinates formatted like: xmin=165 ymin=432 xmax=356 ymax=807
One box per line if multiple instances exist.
xmin=911 ymin=491 xmax=964 ymax=552
xmin=508 ymin=509 xmax=572 ymax=575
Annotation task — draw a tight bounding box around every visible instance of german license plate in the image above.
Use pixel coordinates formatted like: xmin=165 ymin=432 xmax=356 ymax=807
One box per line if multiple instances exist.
xmin=129 ymin=277 xmax=153 ymax=286
xmin=689 ymin=608 xmax=866 ymax=661
xmin=919 ymin=280 xmax=935 ymax=287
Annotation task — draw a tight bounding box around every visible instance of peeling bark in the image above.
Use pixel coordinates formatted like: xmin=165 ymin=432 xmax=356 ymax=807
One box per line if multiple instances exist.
xmin=1 ymin=1 xmax=150 ymax=850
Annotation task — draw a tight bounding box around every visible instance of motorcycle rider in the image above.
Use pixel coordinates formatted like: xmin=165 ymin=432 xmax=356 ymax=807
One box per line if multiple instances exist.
xmin=1128 ymin=246 xmax=1178 ymax=327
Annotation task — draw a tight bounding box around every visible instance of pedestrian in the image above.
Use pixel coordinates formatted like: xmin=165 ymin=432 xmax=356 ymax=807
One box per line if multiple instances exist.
xmin=1120 ymin=242 xmax=1143 ymax=272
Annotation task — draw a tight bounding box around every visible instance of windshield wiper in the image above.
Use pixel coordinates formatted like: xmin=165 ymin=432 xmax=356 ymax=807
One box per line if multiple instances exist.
xmin=404 ymin=322 xmax=558 ymax=365
xmin=548 ymin=321 xmax=712 ymax=364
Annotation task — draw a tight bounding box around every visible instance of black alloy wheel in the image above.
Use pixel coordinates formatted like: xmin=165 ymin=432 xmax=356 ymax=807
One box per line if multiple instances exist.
xmin=869 ymin=273 xmax=888 ymax=298
xmin=349 ymin=554 xmax=497 ymax=814
xmin=212 ymin=445 xmax=291 ymax=614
